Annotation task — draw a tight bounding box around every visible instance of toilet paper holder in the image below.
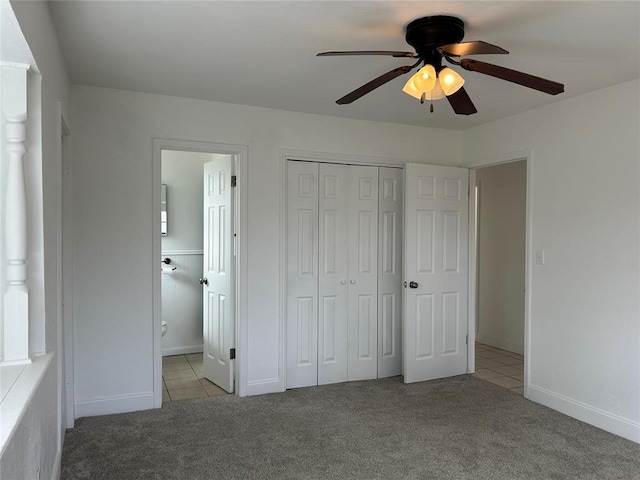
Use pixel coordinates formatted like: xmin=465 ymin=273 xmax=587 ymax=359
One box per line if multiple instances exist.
xmin=161 ymin=257 xmax=177 ymax=272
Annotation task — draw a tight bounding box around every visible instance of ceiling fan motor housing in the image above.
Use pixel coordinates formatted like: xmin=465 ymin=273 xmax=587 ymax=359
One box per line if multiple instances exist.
xmin=405 ymin=15 xmax=465 ymax=60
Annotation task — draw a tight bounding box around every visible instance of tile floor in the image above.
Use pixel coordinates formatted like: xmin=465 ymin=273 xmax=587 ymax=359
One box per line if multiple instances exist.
xmin=162 ymin=353 xmax=228 ymax=403
xmin=473 ymin=343 xmax=525 ymax=395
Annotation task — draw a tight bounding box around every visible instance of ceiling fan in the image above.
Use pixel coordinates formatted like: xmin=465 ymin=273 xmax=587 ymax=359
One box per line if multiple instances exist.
xmin=317 ymin=15 xmax=564 ymax=115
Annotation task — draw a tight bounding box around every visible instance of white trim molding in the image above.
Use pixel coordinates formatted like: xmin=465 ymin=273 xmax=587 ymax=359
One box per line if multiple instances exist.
xmin=0 ymin=353 xmax=53 ymax=455
xmin=280 ymin=148 xmax=409 ymax=168
xmin=74 ymin=392 xmax=155 ymax=419
xmin=475 ymin=333 xmax=524 ymax=356
xmin=528 ymin=384 xmax=640 ymax=443
xmin=2 ymin=63 xmax=31 ymax=366
xmin=50 ymin=449 xmax=62 ymax=480
xmin=161 ymin=250 xmax=204 ymax=256
xmin=246 ymin=378 xmax=282 ymax=397
xmin=161 ymin=345 xmax=203 ymax=357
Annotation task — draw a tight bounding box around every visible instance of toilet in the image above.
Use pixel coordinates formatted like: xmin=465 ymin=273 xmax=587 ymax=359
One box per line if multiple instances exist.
xmin=161 ymin=321 xmax=168 ymax=337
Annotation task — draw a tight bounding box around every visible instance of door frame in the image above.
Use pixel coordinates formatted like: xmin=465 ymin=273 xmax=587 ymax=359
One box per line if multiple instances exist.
xmin=58 ymin=104 xmax=73 ymax=433
xmin=279 ymin=149 xmax=414 ymax=391
xmin=152 ymin=138 xmax=248 ymax=406
xmin=467 ymin=149 xmax=533 ymax=396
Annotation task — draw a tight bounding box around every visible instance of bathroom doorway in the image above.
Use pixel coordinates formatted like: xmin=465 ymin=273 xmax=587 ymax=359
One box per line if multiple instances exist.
xmin=152 ymin=139 xmax=248 ymax=406
xmin=470 ymin=158 xmax=528 ymax=395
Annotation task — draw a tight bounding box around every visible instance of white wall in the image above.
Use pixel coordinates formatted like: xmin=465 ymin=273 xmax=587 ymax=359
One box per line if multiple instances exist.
xmin=70 ymin=85 xmax=462 ymax=412
xmin=476 ymin=160 xmax=526 ymax=354
xmin=463 ymin=79 xmax=640 ymax=442
xmin=160 ymin=150 xmax=215 ymax=355
xmin=161 ymin=150 xmax=212 ymax=252
xmin=0 ymin=0 xmax=70 ymax=478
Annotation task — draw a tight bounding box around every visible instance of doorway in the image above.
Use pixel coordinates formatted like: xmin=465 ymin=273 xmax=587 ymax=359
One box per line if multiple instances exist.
xmin=161 ymin=150 xmax=234 ymax=401
xmin=152 ymin=139 xmax=248 ymax=407
xmin=470 ymin=158 xmax=529 ymax=395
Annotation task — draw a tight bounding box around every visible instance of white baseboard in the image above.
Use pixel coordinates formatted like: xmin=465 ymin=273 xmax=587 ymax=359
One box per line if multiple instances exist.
xmin=528 ymin=384 xmax=640 ymax=444
xmin=246 ymin=378 xmax=282 ymax=396
xmin=75 ymin=392 xmax=155 ymax=418
xmin=51 ymin=448 xmax=61 ymax=480
xmin=162 ymin=345 xmax=203 ymax=356
xmin=161 ymin=250 xmax=204 ymax=256
xmin=476 ymin=333 xmax=524 ymax=355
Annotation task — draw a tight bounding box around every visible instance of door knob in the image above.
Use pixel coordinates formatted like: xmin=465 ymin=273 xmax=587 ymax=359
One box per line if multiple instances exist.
xmin=340 ymin=280 xmax=346 ymax=285
xmin=350 ymin=280 xmax=356 ymax=285
xmin=409 ymin=281 xmax=419 ymax=289
xmin=199 ymin=278 xmax=208 ymax=286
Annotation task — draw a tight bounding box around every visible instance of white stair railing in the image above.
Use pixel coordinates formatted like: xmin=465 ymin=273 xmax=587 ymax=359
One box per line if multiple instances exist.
xmin=2 ymin=63 xmax=31 ymax=365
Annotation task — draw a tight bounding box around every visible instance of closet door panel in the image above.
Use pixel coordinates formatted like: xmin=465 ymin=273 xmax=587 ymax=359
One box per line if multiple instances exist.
xmin=286 ymin=161 xmax=319 ymax=388
xmin=378 ymin=167 xmax=403 ymax=378
xmin=347 ymin=166 xmax=379 ymax=381
xmin=318 ymin=164 xmax=349 ymax=385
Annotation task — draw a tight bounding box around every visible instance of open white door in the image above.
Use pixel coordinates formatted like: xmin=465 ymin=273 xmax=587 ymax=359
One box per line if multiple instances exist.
xmin=403 ymin=163 xmax=469 ymax=383
xmin=202 ymin=157 xmax=235 ymax=393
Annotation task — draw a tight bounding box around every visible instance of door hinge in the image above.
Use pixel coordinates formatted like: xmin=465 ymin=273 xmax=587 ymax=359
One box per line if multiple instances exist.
xmin=229 ymin=348 xmax=236 ymax=360
xmin=466 ymin=334 xmax=468 ymax=345
xmin=231 ymin=175 xmax=237 ymax=187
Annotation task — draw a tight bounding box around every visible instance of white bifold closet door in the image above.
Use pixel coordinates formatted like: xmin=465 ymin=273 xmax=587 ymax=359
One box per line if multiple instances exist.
xmin=287 ymin=161 xmax=403 ymax=389
xmin=318 ymin=163 xmax=378 ymax=384
xmin=377 ymin=167 xmax=403 ymax=379
xmin=286 ymin=161 xmax=320 ymax=388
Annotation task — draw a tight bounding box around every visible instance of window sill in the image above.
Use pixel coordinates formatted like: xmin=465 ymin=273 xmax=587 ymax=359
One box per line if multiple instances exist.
xmin=0 ymin=353 xmax=53 ymax=456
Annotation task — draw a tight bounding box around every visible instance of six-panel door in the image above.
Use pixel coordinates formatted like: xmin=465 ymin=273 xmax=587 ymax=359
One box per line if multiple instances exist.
xmin=202 ymin=158 xmax=235 ymax=393
xmin=317 ymin=163 xmax=349 ymax=384
xmin=286 ymin=161 xmax=320 ymax=388
xmin=403 ymin=163 xmax=469 ymax=383
xmin=378 ymin=167 xmax=403 ymax=378
xmin=345 ymin=165 xmax=379 ymax=382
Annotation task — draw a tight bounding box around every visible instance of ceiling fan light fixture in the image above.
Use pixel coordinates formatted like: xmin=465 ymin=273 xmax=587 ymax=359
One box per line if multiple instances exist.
xmin=320 ymin=14 xmax=565 ymax=114
xmin=422 ymin=80 xmax=446 ymax=101
xmin=402 ymin=64 xmax=437 ymax=99
xmin=438 ymin=67 xmax=465 ymax=96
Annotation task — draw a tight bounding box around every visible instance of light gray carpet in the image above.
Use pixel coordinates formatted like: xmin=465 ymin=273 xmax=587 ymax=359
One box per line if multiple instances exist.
xmin=61 ymin=376 xmax=640 ymax=480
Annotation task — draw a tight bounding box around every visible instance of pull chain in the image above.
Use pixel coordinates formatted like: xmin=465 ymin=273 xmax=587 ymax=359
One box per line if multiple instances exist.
xmin=430 ymin=101 xmax=434 ymax=113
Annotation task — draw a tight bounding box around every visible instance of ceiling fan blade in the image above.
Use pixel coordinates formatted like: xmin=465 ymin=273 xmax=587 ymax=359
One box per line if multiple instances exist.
xmin=336 ymin=65 xmax=413 ymax=105
xmin=318 ymin=51 xmax=417 ymax=58
xmin=439 ymin=41 xmax=509 ymax=57
xmin=446 ymin=87 xmax=477 ymax=115
xmin=460 ymin=59 xmax=564 ymax=95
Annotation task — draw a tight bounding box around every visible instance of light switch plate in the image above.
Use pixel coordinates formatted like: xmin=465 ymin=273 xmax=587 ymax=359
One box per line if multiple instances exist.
xmin=535 ymin=249 xmax=545 ymax=265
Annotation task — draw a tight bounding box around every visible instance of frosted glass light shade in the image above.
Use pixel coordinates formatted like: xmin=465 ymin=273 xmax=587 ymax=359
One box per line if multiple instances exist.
xmin=402 ymin=64 xmax=437 ymax=99
xmin=438 ymin=67 xmax=465 ymax=96
xmin=423 ymin=80 xmax=446 ymax=100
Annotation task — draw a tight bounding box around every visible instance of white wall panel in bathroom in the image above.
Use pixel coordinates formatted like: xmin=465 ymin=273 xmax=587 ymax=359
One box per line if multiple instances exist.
xmin=161 ymin=252 xmax=204 ymax=355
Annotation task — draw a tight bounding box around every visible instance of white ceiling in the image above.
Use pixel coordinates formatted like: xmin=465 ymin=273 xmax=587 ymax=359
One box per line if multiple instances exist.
xmin=49 ymin=1 xmax=640 ymax=130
